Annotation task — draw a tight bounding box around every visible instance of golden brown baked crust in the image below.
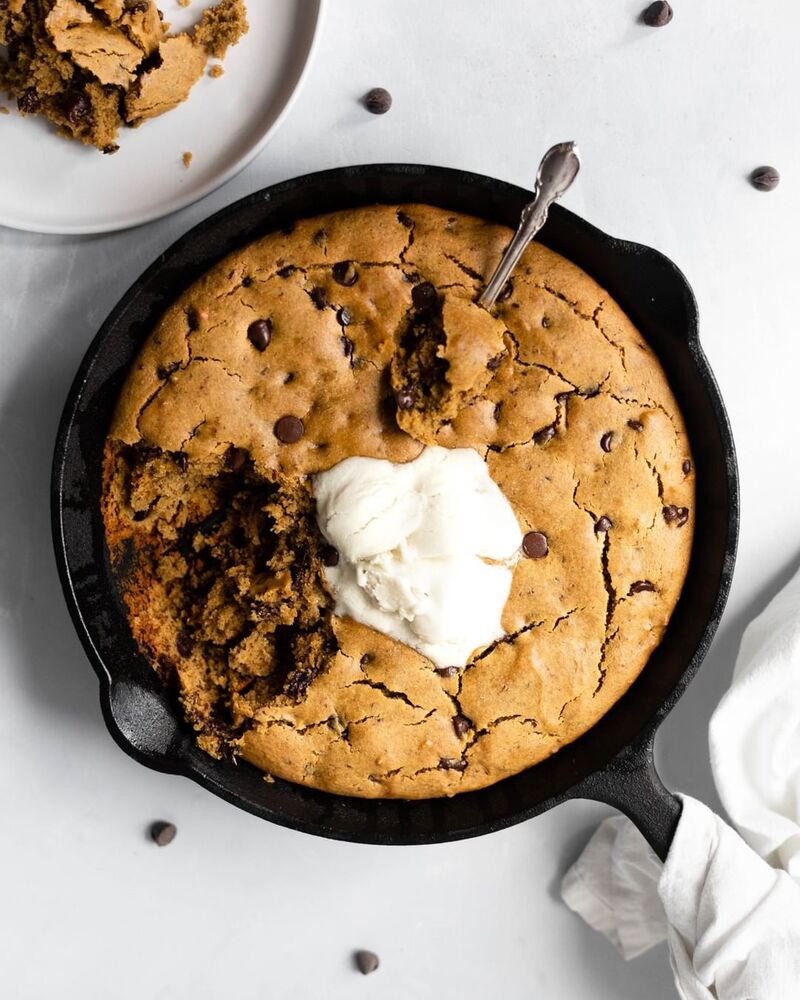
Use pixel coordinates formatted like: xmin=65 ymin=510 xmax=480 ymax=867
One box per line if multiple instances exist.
xmin=0 ymin=0 xmax=248 ymax=151
xmin=101 ymin=204 xmax=694 ymax=799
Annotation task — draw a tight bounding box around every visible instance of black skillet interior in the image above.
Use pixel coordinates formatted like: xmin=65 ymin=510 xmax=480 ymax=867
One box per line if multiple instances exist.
xmin=52 ymin=165 xmax=738 ymax=848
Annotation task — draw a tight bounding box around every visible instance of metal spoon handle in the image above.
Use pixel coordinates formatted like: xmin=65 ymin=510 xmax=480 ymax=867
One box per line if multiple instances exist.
xmin=478 ymin=141 xmax=581 ymax=309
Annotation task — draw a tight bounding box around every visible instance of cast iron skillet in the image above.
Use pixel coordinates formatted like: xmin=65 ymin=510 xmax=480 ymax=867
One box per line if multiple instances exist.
xmin=52 ymin=165 xmax=738 ymax=859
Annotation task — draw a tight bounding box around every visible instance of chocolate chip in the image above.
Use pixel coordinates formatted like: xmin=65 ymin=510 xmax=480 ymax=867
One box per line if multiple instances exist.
xmin=436 ymin=666 xmax=459 ymax=678
xmin=682 ymin=459 xmax=692 ymax=475
xmin=64 ymin=91 xmax=92 ymax=125
xmin=17 ymin=88 xmax=41 ymax=114
xmin=439 ymin=757 xmax=468 ymax=772
xmin=354 ymin=950 xmax=380 ymax=975
xmin=750 ymin=166 xmax=780 ymax=192
xmin=395 ymin=388 xmax=415 ymax=410
xmin=595 ymin=515 xmax=613 ymax=533
xmin=132 ymin=510 xmax=148 ymax=522
xmin=102 ymin=143 xmax=120 ymax=155
xmin=533 ymin=424 xmax=556 ymax=445
xmin=364 ymin=87 xmax=392 ymax=114
xmin=411 ymin=281 xmax=438 ymax=312
xmin=627 ymin=419 xmax=644 ymax=432
xmin=642 ymin=1 xmax=672 ymax=26
xmin=341 ymin=335 xmax=355 ymax=359
xmin=332 ymin=260 xmax=358 ymax=286
xmin=522 ymin=531 xmax=549 ymax=559
xmin=276 ymin=265 xmax=297 ymax=278
xmin=274 ymin=416 xmax=304 ymax=444
xmin=150 ymin=821 xmax=177 ymax=847
xmin=321 ymin=544 xmax=339 ymax=567
xmin=600 ymin=432 xmax=614 ymax=453
xmin=497 ymin=279 xmax=514 ymax=302
xmin=487 ymin=354 xmax=504 ymax=371
xmin=241 ymin=275 xmax=253 ymax=288
xmin=629 ymin=580 xmax=656 ymax=594
xmin=663 ymin=505 xmax=690 ymax=526
xmin=397 ymin=211 xmax=414 ymax=228
xmin=309 ymin=287 xmax=327 ymax=309
xmin=173 ymin=451 xmax=188 ymax=472
xmin=337 ymin=306 xmax=353 ymax=326
xmin=312 ymin=228 xmax=327 ymax=247
xmin=541 ymin=316 xmax=551 ymax=329
xmin=176 ymin=630 xmax=194 ymax=657
xmin=360 ymin=654 xmax=372 ymax=667
xmin=453 ymin=715 xmax=471 ymax=737
xmin=227 ymin=447 xmax=249 ymax=472
xmin=247 ymin=318 xmax=272 ymax=351
xmin=493 ymin=402 xmax=502 ymax=421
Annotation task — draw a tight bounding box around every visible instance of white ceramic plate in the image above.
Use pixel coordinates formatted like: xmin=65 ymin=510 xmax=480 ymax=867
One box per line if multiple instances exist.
xmin=0 ymin=0 xmax=323 ymax=234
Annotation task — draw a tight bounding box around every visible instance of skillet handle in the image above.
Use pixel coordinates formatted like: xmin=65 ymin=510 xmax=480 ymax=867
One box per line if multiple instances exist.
xmin=575 ymin=732 xmax=682 ymax=862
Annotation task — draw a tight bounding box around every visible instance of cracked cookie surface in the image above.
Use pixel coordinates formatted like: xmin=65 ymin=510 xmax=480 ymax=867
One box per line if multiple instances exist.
xmin=101 ymin=203 xmax=694 ymax=799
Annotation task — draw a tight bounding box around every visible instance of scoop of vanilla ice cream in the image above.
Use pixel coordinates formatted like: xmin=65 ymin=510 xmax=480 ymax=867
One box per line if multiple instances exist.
xmin=313 ymin=446 xmax=522 ymax=668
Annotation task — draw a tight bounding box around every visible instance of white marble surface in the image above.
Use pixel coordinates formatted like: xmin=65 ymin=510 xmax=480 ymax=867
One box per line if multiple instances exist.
xmin=1 ymin=1 xmax=798 ymax=997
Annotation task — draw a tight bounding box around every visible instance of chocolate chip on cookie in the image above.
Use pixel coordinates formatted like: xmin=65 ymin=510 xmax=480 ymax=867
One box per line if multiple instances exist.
xmin=395 ymin=388 xmax=415 ymax=410
xmin=439 ymin=757 xmax=468 ymax=771
xmin=452 ymin=715 xmax=472 ymax=737
xmin=662 ymin=505 xmax=689 ymax=527
xmin=247 ymin=319 xmax=272 ymax=351
xmin=595 ymin=515 xmax=613 ymax=533
xmin=321 ymin=545 xmax=340 ymax=567
xmin=332 ymin=261 xmax=358 ymax=286
xmin=522 ymin=531 xmax=549 ymax=559
xmin=600 ymin=431 xmax=614 ymax=453
xmin=682 ymin=459 xmax=692 ymax=475
xmin=627 ymin=419 xmax=644 ymax=432
xmin=436 ymin=666 xmax=459 ymax=678
xmin=274 ymin=416 xmax=305 ymax=444
xmin=629 ymin=580 xmax=656 ymax=594
xmin=336 ymin=306 xmax=353 ymax=327
xmin=411 ymin=282 xmax=438 ymax=312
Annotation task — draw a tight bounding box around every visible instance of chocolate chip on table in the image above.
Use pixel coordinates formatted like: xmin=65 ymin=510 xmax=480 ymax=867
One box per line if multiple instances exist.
xmin=363 ymin=87 xmax=392 ymax=114
xmin=522 ymin=531 xmax=549 ymax=559
xmin=354 ymin=950 xmax=380 ymax=976
xmin=629 ymin=580 xmax=656 ymax=594
xmin=595 ymin=515 xmax=613 ymax=533
xmin=600 ymin=431 xmax=614 ymax=452
xmin=247 ymin=318 xmax=272 ymax=351
xmin=332 ymin=260 xmax=358 ymax=286
xmin=662 ymin=505 xmax=690 ymax=526
xmin=395 ymin=388 xmax=415 ymax=410
xmin=274 ymin=416 xmax=305 ymax=444
xmin=627 ymin=419 xmax=644 ymax=432
xmin=682 ymin=459 xmax=692 ymax=475
xmin=411 ymin=281 xmax=438 ymax=312
xmin=452 ymin=715 xmax=472 ymax=738
xmin=750 ymin=166 xmax=780 ymax=192
xmin=150 ymin=821 xmax=177 ymax=847
xmin=439 ymin=757 xmax=468 ymax=772
xmin=642 ymin=1 xmax=673 ymax=26
xmin=336 ymin=306 xmax=353 ymax=327
xmin=321 ymin=544 xmax=339 ymax=567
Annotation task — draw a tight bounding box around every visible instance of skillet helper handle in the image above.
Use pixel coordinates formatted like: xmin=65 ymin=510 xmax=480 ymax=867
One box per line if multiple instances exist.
xmin=578 ymin=732 xmax=682 ymax=862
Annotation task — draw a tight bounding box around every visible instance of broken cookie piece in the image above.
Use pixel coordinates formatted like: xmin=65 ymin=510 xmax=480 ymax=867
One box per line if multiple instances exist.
xmin=0 ymin=0 xmax=249 ymax=150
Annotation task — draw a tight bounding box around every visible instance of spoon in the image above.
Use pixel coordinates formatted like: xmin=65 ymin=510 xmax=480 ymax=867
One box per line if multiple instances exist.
xmin=478 ymin=141 xmax=581 ymax=309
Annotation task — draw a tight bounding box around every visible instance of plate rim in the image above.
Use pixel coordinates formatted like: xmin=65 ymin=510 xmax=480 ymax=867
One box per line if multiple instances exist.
xmin=0 ymin=0 xmax=326 ymax=236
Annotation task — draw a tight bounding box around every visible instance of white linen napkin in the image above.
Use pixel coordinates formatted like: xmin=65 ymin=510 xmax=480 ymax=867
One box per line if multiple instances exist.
xmin=561 ymin=566 xmax=800 ymax=997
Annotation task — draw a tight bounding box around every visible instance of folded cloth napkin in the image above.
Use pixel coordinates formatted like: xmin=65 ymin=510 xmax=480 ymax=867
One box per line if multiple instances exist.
xmin=561 ymin=565 xmax=800 ymax=997
xmin=562 ymin=796 xmax=800 ymax=998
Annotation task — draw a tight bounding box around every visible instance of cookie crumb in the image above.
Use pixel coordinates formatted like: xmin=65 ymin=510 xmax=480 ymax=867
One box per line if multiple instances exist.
xmin=209 ymin=64 xmax=225 ymax=78
xmin=182 ymin=151 xmax=194 ymax=169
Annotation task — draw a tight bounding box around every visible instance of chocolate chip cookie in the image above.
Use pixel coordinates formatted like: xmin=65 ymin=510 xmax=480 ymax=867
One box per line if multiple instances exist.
xmin=101 ymin=204 xmax=694 ymax=799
